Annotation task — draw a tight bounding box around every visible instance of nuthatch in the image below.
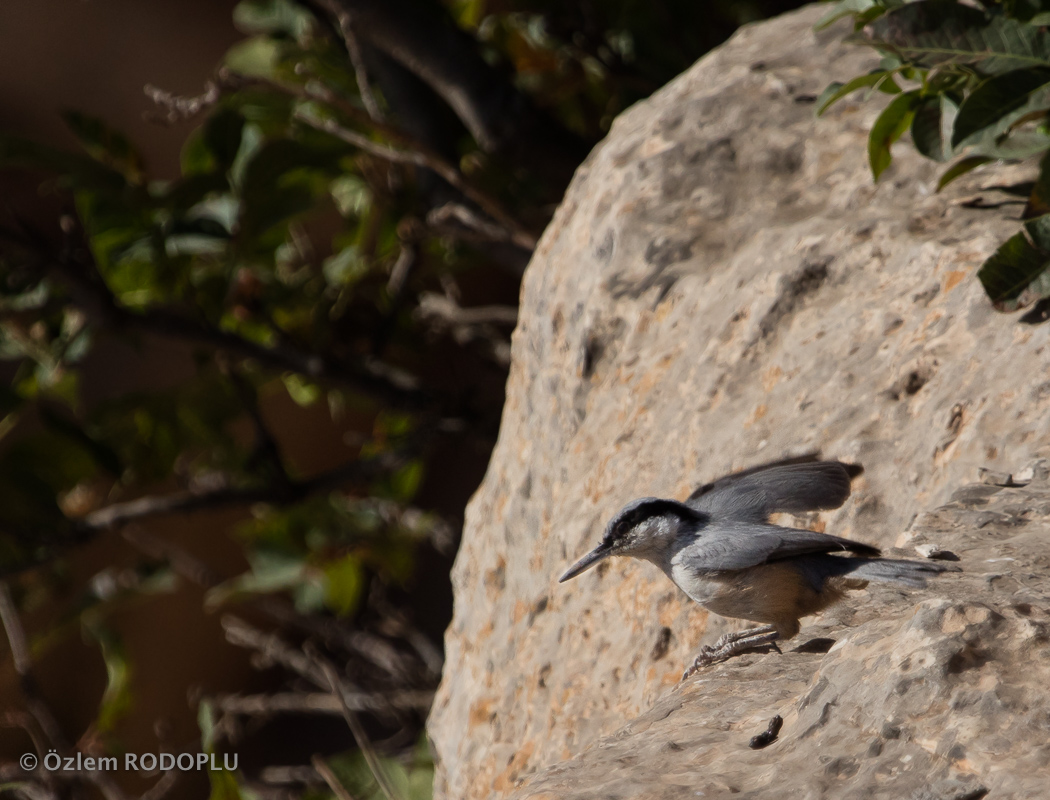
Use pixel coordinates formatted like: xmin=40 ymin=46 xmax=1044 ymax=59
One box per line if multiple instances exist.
xmin=559 ymin=456 xmax=955 ymax=679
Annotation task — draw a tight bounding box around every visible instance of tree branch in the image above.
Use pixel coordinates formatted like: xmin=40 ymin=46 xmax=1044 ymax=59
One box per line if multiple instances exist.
xmin=79 ymin=443 xmax=415 ymax=532
xmin=286 ymin=89 xmax=537 ymax=251
xmin=221 ymin=615 xmax=406 ymax=722
xmin=3 ymin=217 xmax=430 ymax=412
xmin=314 ymin=0 xmax=385 ymax=122
xmin=311 ymin=645 xmax=403 ymax=800
xmin=214 ymin=689 xmax=433 ymax=716
xmin=311 ymin=755 xmax=356 ymax=800
xmin=0 ymin=581 xmax=129 ymax=800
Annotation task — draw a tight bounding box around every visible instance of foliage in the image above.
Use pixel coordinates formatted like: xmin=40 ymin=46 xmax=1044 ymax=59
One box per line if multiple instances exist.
xmin=0 ymin=0 xmax=809 ymax=798
xmin=819 ymin=0 xmax=1050 ymax=310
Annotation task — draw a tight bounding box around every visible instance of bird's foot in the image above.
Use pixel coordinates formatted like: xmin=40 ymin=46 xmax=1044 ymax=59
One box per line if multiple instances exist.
xmin=709 ymin=624 xmax=778 ymax=651
xmin=681 ymin=628 xmax=781 ymax=681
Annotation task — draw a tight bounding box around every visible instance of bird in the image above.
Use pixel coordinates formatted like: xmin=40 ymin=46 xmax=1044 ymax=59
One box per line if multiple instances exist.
xmin=558 ymin=455 xmax=957 ymax=679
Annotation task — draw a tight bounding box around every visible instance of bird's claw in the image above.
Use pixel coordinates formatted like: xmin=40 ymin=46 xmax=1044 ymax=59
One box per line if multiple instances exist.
xmin=680 ymin=628 xmax=782 ymax=681
xmin=681 ymin=646 xmax=729 ymax=680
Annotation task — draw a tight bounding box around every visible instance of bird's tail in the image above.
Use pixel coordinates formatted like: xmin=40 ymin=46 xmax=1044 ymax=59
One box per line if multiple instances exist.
xmin=839 ymin=557 xmax=959 ymax=588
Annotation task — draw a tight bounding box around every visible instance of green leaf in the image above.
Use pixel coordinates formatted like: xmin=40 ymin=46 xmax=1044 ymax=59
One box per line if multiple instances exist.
xmin=330 ymin=174 xmax=372 ymax=217
xmin=936 ymin=155 xmax=995 ymax=190
xmin=203 ymin=108 xmax=247 ymax=171
xmin=322 ymin=553 xmax=364 ymax=617
xmin=322 ymin=245 xmax=368 ymax=286
xmin=952 ymin=67 xmax=1050 ymax=147
xmin=282 ymin=373 xmax=321 ymax=406
xmin=911 ymin=94 xmax=954 ymax=161
xmin=965 ymin=127 xmax=1050 ymax=160
xmin=390 ymin=460 xmax=424 ymax=501
xmin=82 ymin=621 xmax=133 ymax=733
xmin=207 ymin=768 xmax=244 ymax=800
xmin=815 ymin=0 xmax=880 ymax=31
xmin=977 ymin=228 xmax=1050 ymax=309
xmin=0 ymin=135 xmax=127 ymax=193
xmin=233 ymin=0 xmax=313 ymax=38
xmin=1023 ymin=149 xmax=1050 ymax=217
xmin=1025 ymin=212 xmax=1050 ymax=248
xmin=816 ymin=70 xmax=890 ymax=116
xmin=238 ymin=139 xmax=347 ymax=239
xmin=37 ymin=405 xmax=123 ymax=477
xmin=863 ymin=1 xmax=1050 ymax=74
xmin=204 ymin=549 xmax=305 ymax=610
xmin=61 ymin=111 xmax=144 ymax=183
xmin=868 ymin=90 xmax=922 ymax=179
xmin=198 ymin=700 xmax=219 ymax=752
xmin=225 ymin=36 xmax=282 ymax=79
xmin=181 ymin=129 xmax=214 ymax=176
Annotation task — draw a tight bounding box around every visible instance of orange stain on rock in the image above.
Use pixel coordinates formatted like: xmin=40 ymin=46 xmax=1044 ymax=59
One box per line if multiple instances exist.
xmin=658 ymin=593 xmax=684 ymax=627
xmin=943 ymin=270 xmax=967 ymax=293
xmin=762 ymin=365 xmax=783 ymax=392
xmin=469 ymin=697 xmax=495 ymax=729
xmin=484 ymin=557 xmax=507 ymax=602
xmin=492 ymin=741 xmax=536 ymax=794
xmin=744 ymin=403 xmax=768 ymax=428
xmin=513 ymin=600 xmax=529 ymax=624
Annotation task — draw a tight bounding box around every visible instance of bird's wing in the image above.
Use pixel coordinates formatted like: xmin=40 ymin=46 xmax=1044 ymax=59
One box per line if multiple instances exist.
xmin=678 ymin=521 xmax=880 ymax=574
xmin=685 ymin=456 xmax=861 ymax=522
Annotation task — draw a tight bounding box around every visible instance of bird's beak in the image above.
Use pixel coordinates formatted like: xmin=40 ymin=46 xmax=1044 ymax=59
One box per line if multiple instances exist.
xmin=559 ymin=543 xmax=613 ymax=583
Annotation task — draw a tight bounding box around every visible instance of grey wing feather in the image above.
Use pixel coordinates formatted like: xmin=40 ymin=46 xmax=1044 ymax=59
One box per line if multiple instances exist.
xmin=679 ymin=521 xmax=880 ymax=573
xmin=686 ymin=456 xmax=862 ymax=522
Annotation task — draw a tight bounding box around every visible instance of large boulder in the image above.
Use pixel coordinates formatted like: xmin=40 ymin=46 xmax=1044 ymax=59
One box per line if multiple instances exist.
xmin=428 ymin=4 xmax=1050 ymax=798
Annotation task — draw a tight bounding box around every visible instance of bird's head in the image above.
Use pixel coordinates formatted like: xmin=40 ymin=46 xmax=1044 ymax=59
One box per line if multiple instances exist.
xmin=559 ymin=497 xmax=704 ymax=582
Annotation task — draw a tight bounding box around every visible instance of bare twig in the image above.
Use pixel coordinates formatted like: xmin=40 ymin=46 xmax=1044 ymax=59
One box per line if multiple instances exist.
xmin=371 ymin=596 xmax=444 ymax=679
xmin=427 ymin=202 xmax=519 ymax=244
xmin=1 ymin=217 xmax=429 ymax=411
xmin=79 ymin=442 xmax=415 ymax=533
xmin=122 ymin=524 xmax=432 ymax=684
xmin=259 ymin=765 xmax=323 ymax=785
xmin=311 ymin=755 xmax=357 ymax=800
xmin=292 ymin=106 xmax=536 ymax=251
xmin=386 ymin=242 xmax=416 ymax=297
xmin=0 ymin=710 xmax=51 ymax=765
xmin=221 ymin=617 xmax=409 ymax=800
xmin=221 ymin=616 xmax=405 ymax=717
xmin=140 ymin=68 xmax=537 ymax=248
xmin=0 ymin=582 xmax=129 ymax=800
xmin=120 ymin=526 xmax=222 ymax=588
xmin=143 ymin=82 xmax=221 ymax=124
xmin=213 ymin=68 xmax=535 ymax=250
xmin=416 ymin=293 xmax=517 ymax=327
xmin=138 ymin=769 xmax=180 ymax=800
xmin=214 ymin=689 xmax=433 ymax=716
xmin=315 ymin=0 xmax=384 ymax=123
xmin=313 ymin=650 xmax=402 ymax=800
xmin=222 ymin=615 xmax=328 ymax=680
xmin=416 ymin=292 xmax=515 ymax=366
xmin=221 ymin=361 xmax=292 ymax=489
xmin=0 ymin=581 xmax=31 ymax=675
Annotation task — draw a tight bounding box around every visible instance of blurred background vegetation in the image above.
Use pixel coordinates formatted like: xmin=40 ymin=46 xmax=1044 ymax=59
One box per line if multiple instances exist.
xmin=0 ymin=1 xmax=807 ymax=798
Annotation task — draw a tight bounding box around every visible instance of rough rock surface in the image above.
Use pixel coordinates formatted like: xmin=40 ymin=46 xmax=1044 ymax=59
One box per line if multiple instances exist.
xmin=509 ymin=465 xmax=1050 ymax=798
xmin=428 ymin=5 xmax=1050 ymax=799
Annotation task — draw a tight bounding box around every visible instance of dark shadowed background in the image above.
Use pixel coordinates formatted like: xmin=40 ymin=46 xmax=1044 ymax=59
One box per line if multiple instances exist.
xmin=0 ymin=2 xmax=806 ymax=798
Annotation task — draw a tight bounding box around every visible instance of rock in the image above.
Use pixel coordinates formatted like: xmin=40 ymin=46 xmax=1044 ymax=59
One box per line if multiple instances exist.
xmin=505 ymin=473 xmax=1050 ymax=799
xmin=915 ymin=543 xmax=959 ymax=561
xmin=427 ymin=5 xmax=1050 ymax=798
